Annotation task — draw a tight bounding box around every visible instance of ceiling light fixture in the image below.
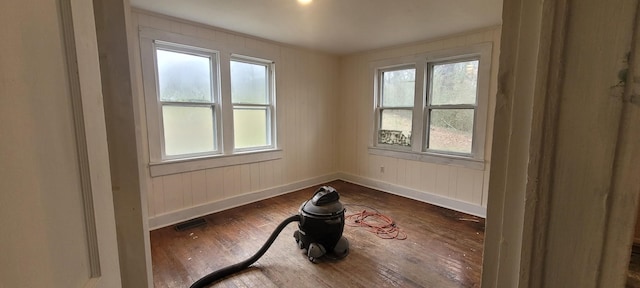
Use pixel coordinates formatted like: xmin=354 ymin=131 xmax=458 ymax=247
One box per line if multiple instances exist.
xmin=298 ymin=0 xmax=312 ymax=5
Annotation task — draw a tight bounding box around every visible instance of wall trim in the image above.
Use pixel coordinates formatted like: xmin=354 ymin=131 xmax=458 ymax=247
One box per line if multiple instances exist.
xmin=337 ymin=172 xmax=486 ymax=218
xmin=60 ymin=0 xmax=101 ymax=277
xmin=148 ymin=173 xmax=340 ymax=230
xmin=149 ymin=172 xmax=487 ymax=230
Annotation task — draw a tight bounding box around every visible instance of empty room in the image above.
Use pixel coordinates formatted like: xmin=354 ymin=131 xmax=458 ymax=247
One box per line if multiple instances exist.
xmin=3 ymin=0 xmax=640 ymax=288
xmin=132 ymin=1 xmax=499 ymax=286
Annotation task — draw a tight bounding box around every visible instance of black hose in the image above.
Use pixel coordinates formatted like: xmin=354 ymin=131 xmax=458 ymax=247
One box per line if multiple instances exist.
xmin=190 ymin=214 xmax=302 ymax=288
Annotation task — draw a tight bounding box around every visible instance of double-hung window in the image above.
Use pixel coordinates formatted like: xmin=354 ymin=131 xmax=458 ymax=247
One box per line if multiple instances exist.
xmin=425 ymin=59 xmax=479 ymax=155
xmin=371 ymin=43 xmax=491 ymax=168
xmin=376 ymin=66 xmax=416 ymax=148
xmin=154 ymin=42 xmax=220 ymax=159
xmin=139 ymin=28 xmax=281 ymax=176
xmin=230 ymin=57 xmax=275 ymax=151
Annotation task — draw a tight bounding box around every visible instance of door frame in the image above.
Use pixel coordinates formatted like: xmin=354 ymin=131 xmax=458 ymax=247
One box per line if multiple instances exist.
xmin=61 ymin=0 xmax=122 ymax=286
xmin=482 ymin=0 xmax=640 ymax=287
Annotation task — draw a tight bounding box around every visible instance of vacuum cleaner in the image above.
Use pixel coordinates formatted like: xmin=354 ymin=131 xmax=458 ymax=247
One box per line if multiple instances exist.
xmin=190 ymin=186 xmax=349 ymax=288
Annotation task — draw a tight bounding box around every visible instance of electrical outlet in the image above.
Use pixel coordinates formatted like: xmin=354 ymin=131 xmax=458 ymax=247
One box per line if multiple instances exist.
xmin=380 ymin=166 xmax=385 ymax=173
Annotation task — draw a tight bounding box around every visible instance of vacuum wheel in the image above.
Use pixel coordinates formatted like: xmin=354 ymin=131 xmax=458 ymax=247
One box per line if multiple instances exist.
xmin=293 ymin=230 xmax=304 ymax=249
xmin=307 ymin=243 xmax=326 ymax=263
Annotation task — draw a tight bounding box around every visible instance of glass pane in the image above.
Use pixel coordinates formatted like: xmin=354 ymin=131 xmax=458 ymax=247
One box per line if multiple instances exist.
xmin=234 ymin=108 xmax=269 ymax=149
xmin=382 ymin=68 xmax=415 ymax=107
xmin=430 ymin=60 xmax=478 ymax=105
xmin=162 ymin=106 xmax=215 ymax=156
xmin=378 ymin=109 xmax=412 ymax=146
xmin=231 ymin=61 xmax=268 ymax=104
xmin=156 ymin=49 xmax=212 ymax=103
xmin=428 ymin=109 xmax=474 ymax=153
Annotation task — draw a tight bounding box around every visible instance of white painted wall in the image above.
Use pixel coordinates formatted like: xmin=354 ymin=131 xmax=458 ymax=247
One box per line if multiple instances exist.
xmin=1 ymin=0 xmax=122 ymax=286
xmin=336 ymin=27 xmax=501 ymax=216
xmin=130 ymin=11 xmax=340 ymax=229
xmin=96 ymin=0 xmax=152 ymax=286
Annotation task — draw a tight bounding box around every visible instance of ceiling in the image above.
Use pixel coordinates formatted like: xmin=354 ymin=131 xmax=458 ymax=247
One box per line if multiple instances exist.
xmin=129 ymin=0 xmax=503 ymax=55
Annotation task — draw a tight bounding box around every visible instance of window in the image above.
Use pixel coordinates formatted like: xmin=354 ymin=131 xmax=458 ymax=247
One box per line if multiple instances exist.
xmin=376 ymin=66 xmax=415 ymax=148
xmin=154 ymin=42 xmax=220 ymax=159
xmin=370 ymin=43 xmax=491 ymax=168
xmin=230 ymin=57 xmax=275 ymax=151
xmin=426 ymin=59 xmax=478 ymax=155
xmin=139 ymin=28 xmax=281 ymax=176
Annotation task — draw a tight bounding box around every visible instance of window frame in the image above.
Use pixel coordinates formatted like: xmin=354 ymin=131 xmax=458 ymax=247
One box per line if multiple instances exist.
xmin=424 ymin=56 xmax=481 ymax=157
xmin=230 ymin=55 xmax=277 ymax=152
xmin=369 ymin=43 xmax=492 ymax=170
xmin=139 ymin=27 xmax=282 ymax=177
xmin=374 ymin=64 xmax=417 ymax=151
xmin=153 ymin=41 xmax=222 ymax=160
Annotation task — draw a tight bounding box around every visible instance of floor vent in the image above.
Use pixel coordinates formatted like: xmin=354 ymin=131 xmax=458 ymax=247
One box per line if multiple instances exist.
xmin=175 ymin=217 xmax=207 ymax=231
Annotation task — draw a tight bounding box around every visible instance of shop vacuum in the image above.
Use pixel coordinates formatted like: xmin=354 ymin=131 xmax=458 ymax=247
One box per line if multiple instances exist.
xmin=190 ymin=186 xmax=349 ymax=288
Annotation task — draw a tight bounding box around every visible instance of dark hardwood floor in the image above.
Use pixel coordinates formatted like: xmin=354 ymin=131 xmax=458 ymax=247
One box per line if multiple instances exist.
xmin=151 ymin=180 xmax=485 ymax=287
xmin=628 ymin=245 xmax=640 ymax=287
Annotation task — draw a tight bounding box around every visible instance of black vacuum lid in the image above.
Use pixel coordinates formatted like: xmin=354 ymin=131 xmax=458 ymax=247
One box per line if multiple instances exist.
xmin=301 ymin=186 xmax=344 ymax=216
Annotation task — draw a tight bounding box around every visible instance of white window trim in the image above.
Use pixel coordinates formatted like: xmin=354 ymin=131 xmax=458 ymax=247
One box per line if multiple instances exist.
xmin=148 ymin=149 xmax=283 ymax=177
xmin=139 ymin=27 xmax=282 ymax=176
xmin=368 ymin=42 xmax=492 ymax=170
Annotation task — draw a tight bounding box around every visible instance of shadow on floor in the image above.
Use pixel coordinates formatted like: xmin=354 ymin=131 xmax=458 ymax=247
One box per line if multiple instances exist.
xmin=628 ymin=245 xmax=640 ymax=287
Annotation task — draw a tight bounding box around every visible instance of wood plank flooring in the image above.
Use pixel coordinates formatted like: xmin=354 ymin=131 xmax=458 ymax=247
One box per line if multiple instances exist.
xmin=151 ymin=180 xmax=485 ymax=287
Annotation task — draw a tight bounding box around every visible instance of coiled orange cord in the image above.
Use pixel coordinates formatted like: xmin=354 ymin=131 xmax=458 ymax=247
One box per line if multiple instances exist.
xmin=345 ymin=210 xmax=407 ymax=240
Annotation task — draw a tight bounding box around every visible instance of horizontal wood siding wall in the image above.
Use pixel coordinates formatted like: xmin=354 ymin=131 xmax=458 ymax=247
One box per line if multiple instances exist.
xmin=337 ymin=27 xmax=501 ymax=212
xmin=130 ymin=11 xmax=339 ymax=229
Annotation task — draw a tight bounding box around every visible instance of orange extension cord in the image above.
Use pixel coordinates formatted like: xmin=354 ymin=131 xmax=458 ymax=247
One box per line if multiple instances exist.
xmin=345 ymin=210 xmax=407 ymax=240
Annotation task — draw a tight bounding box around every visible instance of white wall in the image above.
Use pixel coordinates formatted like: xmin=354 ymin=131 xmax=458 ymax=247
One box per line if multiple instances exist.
xmin=1 ymin=0 xmax=122 ymax=286
xmin=130 ymin=11 xmax=340 ymax=229
xmin=337 ymin=27 xmax=501 ymax=216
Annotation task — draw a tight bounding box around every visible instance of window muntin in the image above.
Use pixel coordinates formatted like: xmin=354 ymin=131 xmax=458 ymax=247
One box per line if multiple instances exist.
xmin=376 ymin=67 xmax=415 ymax=147
xmin=154 ymin=43 xmax=219 ymax=159
xmin=425 ymin=59 xmax=479 ymax=155
xmin=230 ymin=58 xmax=274 ymax=150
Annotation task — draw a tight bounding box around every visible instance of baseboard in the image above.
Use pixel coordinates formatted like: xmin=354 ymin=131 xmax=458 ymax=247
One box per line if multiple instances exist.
xmin=148 ymin=173 xmax=340 ymax=230
xmin=149 ymin=172 xmax=487 ymax=230
xmin=336 ymin=172 xmax=487 ymax=218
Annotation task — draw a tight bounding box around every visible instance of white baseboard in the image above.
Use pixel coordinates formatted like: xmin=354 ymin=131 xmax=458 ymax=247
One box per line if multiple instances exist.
xmin=148 ymin=173 xmax=340 ymax=230
xmin=148 ymin=172 xmax=486 ymax=230
xmin=336 ymin=172 xmax=487 ymax=218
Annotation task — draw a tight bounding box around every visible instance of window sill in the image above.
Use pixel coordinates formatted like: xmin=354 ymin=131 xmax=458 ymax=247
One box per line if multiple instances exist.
xmin=149 ymin=149 xmax=283 ymax=177
xmin=368 ymin=147 xmax=485 ymax=170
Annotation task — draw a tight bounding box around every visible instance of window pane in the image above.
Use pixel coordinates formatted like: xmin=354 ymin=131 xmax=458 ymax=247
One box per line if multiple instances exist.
xmin=382 ymin=68 xmax=415 ymax=107
xmin=234 ymin=108 xmax=269 ymax=149
xmin=428 ymin=109 xmax=474 ymax=153
xmin=156 ymin=49 xmax=212 ymax=103
xmin=379 ymin=109 xmax=412 ymax=146
xmin=430 ymin=60 xmax=478 ymax=105
xmin=231 ymin=61 xmax=268 ymax=104
xmin=162 ymin=106 xmax=215 ymax=156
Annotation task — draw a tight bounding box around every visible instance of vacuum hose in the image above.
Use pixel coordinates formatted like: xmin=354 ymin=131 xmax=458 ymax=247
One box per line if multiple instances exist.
xmin=190 ymin=214 xmax=301 ymax=288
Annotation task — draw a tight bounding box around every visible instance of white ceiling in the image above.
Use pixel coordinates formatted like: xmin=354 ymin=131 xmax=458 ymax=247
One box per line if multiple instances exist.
xmin=130 ymin=0 xmax=503 ymax=55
